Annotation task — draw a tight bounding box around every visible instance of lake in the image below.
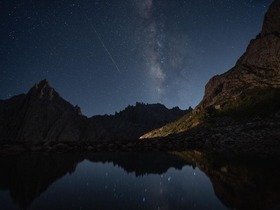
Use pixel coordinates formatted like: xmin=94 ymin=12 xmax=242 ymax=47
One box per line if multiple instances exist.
xmin=0 ymin=151 xmax=279 ymax=210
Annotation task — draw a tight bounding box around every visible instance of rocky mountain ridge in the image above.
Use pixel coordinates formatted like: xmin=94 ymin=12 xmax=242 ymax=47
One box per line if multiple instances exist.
xmin=82 ymin=102 xmax=190 ymax=142
xmin=198 ymin=0 xmax=280 ymax=110
xmin=141 ymin=0 xmax=280 ymax=140
xmin=0 ymin=80 xmax=189 ymax=143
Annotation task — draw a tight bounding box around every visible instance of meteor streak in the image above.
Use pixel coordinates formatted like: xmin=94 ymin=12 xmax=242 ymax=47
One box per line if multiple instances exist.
xmin=91 ymin=24 xmax=121 ymax=73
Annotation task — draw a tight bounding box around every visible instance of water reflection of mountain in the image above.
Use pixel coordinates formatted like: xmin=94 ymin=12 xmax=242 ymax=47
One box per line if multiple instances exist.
xmin=173 ymin=151 xmax=280 ymax=210
xmin=0 ymin=154 xmax=84 ymax=209
xmin=0 ymin=152 xmax=280 ymax=210
xmin=86 ymin=152 xmax=190 ymax=176
xmin=0 ymin=152 xmax=189 ymax=209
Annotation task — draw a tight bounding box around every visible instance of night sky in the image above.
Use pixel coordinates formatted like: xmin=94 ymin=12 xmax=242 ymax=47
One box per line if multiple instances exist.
xmin=0 ymin=0 xmax=273 ymax=116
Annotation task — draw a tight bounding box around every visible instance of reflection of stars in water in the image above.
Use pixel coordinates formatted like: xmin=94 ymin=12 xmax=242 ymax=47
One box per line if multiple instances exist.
xmin=46 ymin=160 xmax=229 ymax=209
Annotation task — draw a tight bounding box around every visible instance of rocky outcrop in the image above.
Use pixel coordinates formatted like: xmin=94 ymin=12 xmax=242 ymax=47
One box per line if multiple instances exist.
xmin=198 ymin=0 xmax=280 ymax=110
xmin=261 ymin=0 xmax=280 ymax=37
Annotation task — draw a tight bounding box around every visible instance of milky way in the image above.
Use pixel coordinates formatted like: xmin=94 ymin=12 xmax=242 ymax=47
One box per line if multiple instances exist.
xmin=135 ymin=0 xmax=189 ymax=100
xmin=0 ymin=0 xmax=273 ymax=116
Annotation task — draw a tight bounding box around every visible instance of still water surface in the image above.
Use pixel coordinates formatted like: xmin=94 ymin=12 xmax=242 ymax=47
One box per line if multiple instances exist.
xmin=0 ymin=151 xmax=279 ymax=210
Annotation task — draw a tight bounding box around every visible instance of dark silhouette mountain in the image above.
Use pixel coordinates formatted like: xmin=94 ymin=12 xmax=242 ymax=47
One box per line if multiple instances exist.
xmin=141 ymin=0 xmax=280 ymax=145
xmin=0 ymin=80 xmax=189 ymax=144
xmin=82 ymin=103 xmax=190 ymax=142
xmin=0 ymin=79 xmax=85 ymax=143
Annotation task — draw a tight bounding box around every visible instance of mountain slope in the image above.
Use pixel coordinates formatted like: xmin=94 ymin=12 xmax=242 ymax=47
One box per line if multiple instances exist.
xmin=141 ymin=0 xmax=280 ymax=139
xmin=198 ymin=0 xmax=280 ymax=110
xmin=81 ymin=103 xmax=191 ymax=142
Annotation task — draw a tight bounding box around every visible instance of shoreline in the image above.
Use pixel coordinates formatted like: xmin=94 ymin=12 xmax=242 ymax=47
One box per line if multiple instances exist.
xmin=1 ymin=138 xmax=280 ymax=160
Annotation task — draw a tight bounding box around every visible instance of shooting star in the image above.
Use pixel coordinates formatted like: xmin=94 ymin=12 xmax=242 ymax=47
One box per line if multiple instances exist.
xmin=91 ymin=24 xmax=121 ymax=73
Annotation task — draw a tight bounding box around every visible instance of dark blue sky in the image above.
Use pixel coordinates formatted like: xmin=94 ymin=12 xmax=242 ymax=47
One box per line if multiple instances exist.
xmin=0 ymin=0 xmax=273 ymax=116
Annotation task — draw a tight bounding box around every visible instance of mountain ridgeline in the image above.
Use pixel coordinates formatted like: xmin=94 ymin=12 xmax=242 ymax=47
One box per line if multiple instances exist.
xmin=0 ymin=80 xmax=190 ymax=143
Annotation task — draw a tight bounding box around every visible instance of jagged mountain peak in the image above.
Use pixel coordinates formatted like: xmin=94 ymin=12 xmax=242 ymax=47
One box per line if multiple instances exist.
xmin=28 ymin=79 xmax=58 ymax=101
xmin=260 ymin=0 xmax=280 ymax=37
xmin=0 ymin=79 xmax=85 ymax=142
xmin=36 ymin=79 xmax=51 ymax=89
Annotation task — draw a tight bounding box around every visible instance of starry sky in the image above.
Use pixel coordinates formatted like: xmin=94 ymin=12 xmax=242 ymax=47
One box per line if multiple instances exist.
xmin=0 ymin=0 xmax=274 ymax=116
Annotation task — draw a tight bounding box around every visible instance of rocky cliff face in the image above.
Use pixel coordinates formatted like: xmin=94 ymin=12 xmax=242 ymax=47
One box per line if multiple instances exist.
xmin=142 ymin=0 xmax=280 ymax=139
xmin=198 ymin=0 xmax=280 ymax=110
xmin=0 ymin=80 xmax=85 ymax=143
